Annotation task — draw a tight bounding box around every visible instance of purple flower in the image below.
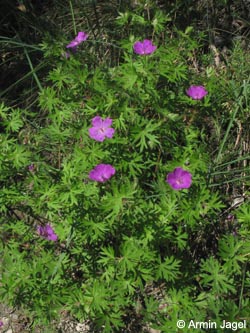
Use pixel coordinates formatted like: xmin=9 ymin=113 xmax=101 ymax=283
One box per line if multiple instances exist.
xmin=89 ymin=164 xmax=116 ymax=182
xmin=166 ymin=167 xmax=192 ymax=190
xmin=89 ymin=116 xmax=115 ymax=142
xmin=0 ymin=321 xmax=3 ymax=328
xmin=66 ymin=31 xmax=88 ymax=49
xmin=133 ymin=39 xmax=157 ymax=55
xmin=37 ymin=224 xmax=58 ymax=241
xmin=186 ymin=85 xmax=208 ymax=100
xmin=28 ymin=164 xmax=35 ymax=172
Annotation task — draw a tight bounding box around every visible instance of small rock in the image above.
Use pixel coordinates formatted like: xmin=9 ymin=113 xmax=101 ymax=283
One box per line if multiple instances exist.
xmin=5 ymin=329 xmax=13 ymax=333
xmin=76 ymin=322 xmax=90 ymax=332
xmin=1 ymin=317 xmax=9 ymax=325
xmin=10 ymin=314 xmax=18 ymax=321
xmin=148 ymin=329 xmax=161 ymax=333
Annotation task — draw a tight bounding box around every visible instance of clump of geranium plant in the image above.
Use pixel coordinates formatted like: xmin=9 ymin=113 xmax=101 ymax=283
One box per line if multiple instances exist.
xmin=0 ymin=7 xmax=249 ymax=333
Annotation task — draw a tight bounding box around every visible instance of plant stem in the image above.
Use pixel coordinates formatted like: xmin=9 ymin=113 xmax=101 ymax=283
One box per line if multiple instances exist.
xmin=215 ymin=83 xmax=246 ymax=164
xmin=69 ymin=0 xmax=77 ymax=35
xmin=23 ymin=47 xmax=43 ymax=92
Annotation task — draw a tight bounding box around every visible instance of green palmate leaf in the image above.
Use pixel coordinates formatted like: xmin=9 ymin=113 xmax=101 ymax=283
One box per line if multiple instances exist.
xmin=0 ymin=102 xmax=10 ymax=120
xmin=59 ymin=186 xmax=81 ymax=206
xmin=0 ymin=187 xmax=23 ymax=213
xmin=3 ymin=109 xmax=24 ymax=132
xmin=218 ymin=235 xmax=247 ymax=275
xmin=121 ymin=152 xmax=146 ymax=177
xmin=101 ymin=181 xmax=136 ymax=220
xmin=83 ymin=220 xmax=108 ymax=243
xmin=236 ymin=203 xmax=250 ymax=226
xmin=49 ymin=65 xmax=73 ymax=89
xmin=156 ymin=255 xmax=181 ymax=282
xmin=158 ymin=49 xmax=188 ymax=82
xmin=40 ymin=123 xmax=71 ymax=142
xmin=116 ymin=278 xmax=136 ymax=295
xmin=92 ymin=68 xmax=109 ymax=93
xmin=99 ymin=266 xmax=116 ymax=284
xmin=118 ymin=237 xmax=155 ymax=281
xmin=131 ymin=14 xmax=147 ymax=25
xmin=173 ymin=227 xmax=188 ymax=250
xmin=115 ymin=11 xmax=130 ymax=26
xmin=83 ymin=280 xmax=110 ymax=313
xmin=98 ymin=246 xmax=116 ymax=266
xmin=152 ymin=10 xmax=171 ymax=33
xmin=10 ymin=145 xmax=31 ymax=168
xmin=159 ymin=287 xmax=204 ymax=332
xmin=39 ymin=86 xmax=60 ymax=112
xmin=179 ymin=185 xmax=224 ymax=228
xmin=199 ymin=257 xmax=236 ymax=294
xmin=103 ymin=90 xmax=119 ymax=111
xmin=95 ymin=310 xmax=125 ymax=333
xmin=131 ymin=119 xmax=161 ymax=153
xmin=116 ymin=66 xmax=138 ymax=90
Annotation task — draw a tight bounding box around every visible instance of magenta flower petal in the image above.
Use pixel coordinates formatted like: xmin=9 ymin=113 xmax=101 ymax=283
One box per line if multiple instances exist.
xmin=37 ymin=224 xmax=58 ymax=241
xmin=133 ymin=39 xmax=157 ymax=55
xmin=143 ymin=39 xmax=157 ymax=54
xmin=186 ymin=85 xmax=208 ymax=100
xmin=89 ymin=164 xmax=116 ymax=182
xmin=133 ymin=41 xmax=144 ymax=55
xmin=66 ymin=31 xmax=88 ymax=49
xmin=92 ymin=116 xmax=103 ymax=127
xmin=89 ymin=127 xmax=106 ymax=142
xmin=166 ymin=167 xmax=192 ymax=190
xmin=89 ymin=116 xmax=115 ymax=142
xmin=102 ymin=118 xmax=113 ymax=127
xmin=75 ymin=31 xmax=88 ymax=43
xmin=47 ymin=233 xmax=58 ymax=241
xmin=66 ymin=40 xmax=78 ymax=48
xmin=28 ymin=164 xmax=35 ymax=172
xmin=104 ymin=127 xmax=115 ymax=139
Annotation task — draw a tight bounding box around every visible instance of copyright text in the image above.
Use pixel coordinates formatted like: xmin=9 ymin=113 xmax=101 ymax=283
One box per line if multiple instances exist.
xmin=176 ymin=319 xmax=247 ymax=331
